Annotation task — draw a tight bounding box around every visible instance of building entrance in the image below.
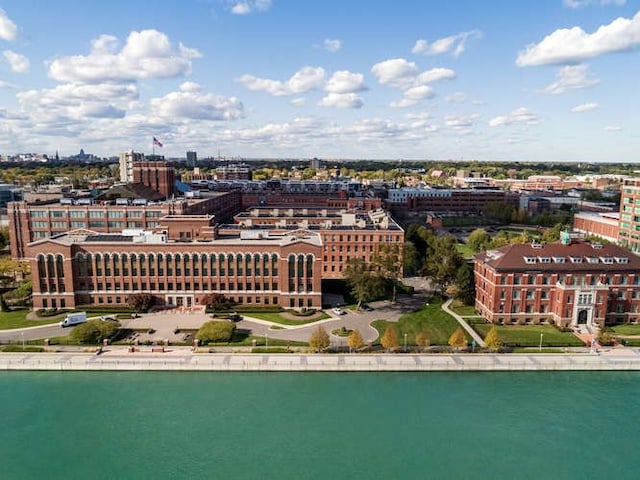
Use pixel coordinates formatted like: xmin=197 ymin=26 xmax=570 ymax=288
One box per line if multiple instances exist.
xmin=577 ymin=309 xmax=589 ymax=325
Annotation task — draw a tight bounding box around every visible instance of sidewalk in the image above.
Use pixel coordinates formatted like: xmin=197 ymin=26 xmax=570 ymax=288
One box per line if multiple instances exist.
xmin=442 ymin=298 xmax=486 ymax=348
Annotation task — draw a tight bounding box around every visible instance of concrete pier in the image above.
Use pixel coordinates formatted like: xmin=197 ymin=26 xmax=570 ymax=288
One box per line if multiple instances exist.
xmin=2 ymin=350 xmax=640 ymax=372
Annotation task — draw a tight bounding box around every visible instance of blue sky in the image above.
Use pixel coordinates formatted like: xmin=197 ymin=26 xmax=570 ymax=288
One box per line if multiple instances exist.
xmin=0 ymin=0 xmax=638 ymax=162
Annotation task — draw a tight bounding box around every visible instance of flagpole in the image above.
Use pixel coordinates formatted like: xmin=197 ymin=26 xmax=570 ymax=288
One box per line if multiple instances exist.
xmin=152 ymin=137 xmax=155 ymax=157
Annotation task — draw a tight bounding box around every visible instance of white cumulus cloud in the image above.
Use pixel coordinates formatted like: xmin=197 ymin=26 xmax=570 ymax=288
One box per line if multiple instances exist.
xmin=323 ymin=38 xmax=342 ymax=52
xmin=0 ymin=9 xmax=17 ymax=41
xmin=150 ymin=82 xmax=244 ymax=120
xmin=563 ymin=0 xmax=626 ymax=8
xmin=489 ymin=107 xmax=540 ymax=127
xmin=372 ymin=59 xmax=455 ymax=107
xmin=325 ymin=70 xmax=366 ymax=94
xmin=229 ymin=0 xmax=272 ymax=15
xmin=48 ymin=29 xmax=201 ymax=82
xmin=517 ymin=11 xmax=640 ymax=66
xmin=238 ymin=66 xmax=326 ymax=96
xmin=412 ymin=30 xmax=482 ymax=57
xmin=604 ymin=125 xmax=622 ymax=131
xmin=318 ymin=93 xmax=363 ymax=109
xmin=3 ymin=50 xmax=29 ymax=73
xmin=544 ymin=64 xmax=599 ymax=94
xmin=445 ymin=92 xmax=466 ymax=103
xmin=571 ymin=102 xmax=599 ymax=112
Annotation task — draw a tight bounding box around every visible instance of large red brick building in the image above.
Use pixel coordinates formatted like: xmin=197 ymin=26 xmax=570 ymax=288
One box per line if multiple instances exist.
xmin=30 ymin=228 xmax=323 ymax=310
xmin=474 ymin=240 xmax=640 ymax=327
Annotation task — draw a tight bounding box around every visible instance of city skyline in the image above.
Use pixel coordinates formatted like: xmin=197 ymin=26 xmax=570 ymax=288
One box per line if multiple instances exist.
xmin=0 ymin=0 xmax=638 ymax=161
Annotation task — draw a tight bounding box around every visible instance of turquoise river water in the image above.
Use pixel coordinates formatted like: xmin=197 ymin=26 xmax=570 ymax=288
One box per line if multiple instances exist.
xmin=1 ymin=371 xmax=639 ymax=479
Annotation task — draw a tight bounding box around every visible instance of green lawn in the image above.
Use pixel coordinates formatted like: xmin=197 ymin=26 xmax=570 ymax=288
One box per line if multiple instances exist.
xmin=450 ymin=299 xmax=477 ymax=316
xmin=455 ymin=243 xmax=475 ymax=259
xmin=0 ymin=309 xmax=61 ymax=330
xmin=372 ymin=299 xmax=466 ymax=346
xmin=241 ymin=311 xmax=329 ymax=326
xmin=474 ymin=324 xmax=584 ymax=347
xmin=609 ymin=324 xmax=640 ymax=335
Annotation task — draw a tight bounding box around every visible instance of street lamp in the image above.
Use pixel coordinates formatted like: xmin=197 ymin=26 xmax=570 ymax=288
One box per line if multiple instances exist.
xmin=539 ymin=333 xmax=544 ymax=352
xmin=21 ymin=332 xmax=24 ymax=350
xmin=265 ymin=331 xmax=268 ymax=352
xmin=404 ymin=333 xmax=408 ymax=353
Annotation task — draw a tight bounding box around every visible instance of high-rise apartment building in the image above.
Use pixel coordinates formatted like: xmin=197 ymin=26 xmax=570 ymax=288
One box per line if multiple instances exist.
xmin=118 ymin=151 xmax=144 ymax=183
xmin=619 ymin=178 xmax=640 ymax=253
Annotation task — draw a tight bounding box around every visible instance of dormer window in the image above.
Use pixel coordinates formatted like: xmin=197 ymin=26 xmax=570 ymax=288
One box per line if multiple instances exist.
xmin=553 ymin=256 xmax=565 ymax=263
xmin=531 ymin=242 xmax=543 ymax=249
xmin=586 ymin=257 xmax=599 ymax=264
xmin=569 ymin=256 xmax=583 ymax=263
xmin=592 ymin=243 xmax=603 ymax=249
xmin=616 ymin=257 xmax=629 ymax=264
xmin=538 ymin=256 xmax=551 ymax=263
xmin=524 ymin=256 xmax=536 ymax=264
xmin=600 ymin=257 xmax=614 ymax=264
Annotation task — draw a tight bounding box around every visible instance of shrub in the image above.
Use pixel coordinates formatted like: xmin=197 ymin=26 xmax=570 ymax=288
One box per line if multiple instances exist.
xmin=3 ymin=345 xmax=44 ymax=353
xmin=252 ymin=347 xmax=290 ymax=353
xmin=70 ymin=319 xmax=120 ymax=344
xmin=597 ymin=330 xmax=614 ymax=346
xmin=196 ymin=320 xmax=236 ymax=344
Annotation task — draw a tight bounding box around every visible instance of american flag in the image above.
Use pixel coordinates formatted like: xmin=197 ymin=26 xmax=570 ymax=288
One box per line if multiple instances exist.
xmin=153 ymin=137 xmax=163 ymax=147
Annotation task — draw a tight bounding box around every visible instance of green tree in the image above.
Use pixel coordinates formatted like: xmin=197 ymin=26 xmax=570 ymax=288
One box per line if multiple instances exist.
xmin=381 ymin=325 xmax=399 ymax=352
xmin=196 ymin=320 xmax=236 ymax=344
xmin=348 ymin=329 xmax=365 ymax=352
xmin=455 ymin=263 xmax=476 ymax=306
xmin=448 ymin=327 xmax=468 ymax=350
xmin=344 ymin=258 xmax=386 ymax=309
xmin=402 ymin=241 xmax=421 ymax=276
xmin=415 ymin=331 xmax=430 ymax=351
xmin=127 ymin=293 xmax=155 ymax=313
xmin=71 ymin=319 xmax=120 ymax=344
xmin=597 ymin=330 xmax=614 ymax=347
xmin=484 ymin=326 xmax=502 ymax=352
xmin=467 ymin=229 xmax=492 ymax=253
xmin=309 ymin=326 xmax=330 ymax=352
xmin=373 ymin=244 xmax=403 ymax=302
xmin=423 ymin=235 xmax=463 ymax=293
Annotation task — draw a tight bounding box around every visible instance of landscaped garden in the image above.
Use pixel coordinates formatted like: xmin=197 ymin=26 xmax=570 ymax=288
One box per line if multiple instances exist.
xmin=238 ymin=310 xmax=329 ymax=326
xmin=372 ymin=298 xmax=468 ymax=346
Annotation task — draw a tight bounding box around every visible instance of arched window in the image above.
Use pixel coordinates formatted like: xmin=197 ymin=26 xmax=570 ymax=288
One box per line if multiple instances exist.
xmin=148 ymin=254 xmax=155 ymax=276
xmin=236 ymin=253 xmax=243 ymax=276
xmin=254 ymin=253 xmax=261 ymax=276
xmin=86 ymin=253 xmax=93 ymax=276
xmin=210 ymin=254 xmax=217 ymax=276
xmin=193 ymin=254 xmax=200 ymax=276
xmin=139 ymin=254 xmax=146 ymax=275
xmin=121 ymin=254 xmax=128 ymax=276
xmin=219 ymin=254 xmax=225 ymax=276
xmin=263 ymin=254 xmax=270 ymax=275
xmin=47 ymin=255 xmax=55 ymax=278
xmin=129 ymin=254 xmax=137 ymax=276
xmin=157 ymin=254 xmax=164 ymax=275
xmin=306 ymin=254 xmax=313 ymax=278
xmin=183 ymin=254 xmax=190 ymax=276
xmin=103 ymin=253 xmax=111 ymax=276
xmin=245 ymin=253 xmax=252 ymax=276
xmin=95 ymin=253 xmax=102 ymax=276
xmin=113 ymin=253 xmax=120 ymax=276
xmin=288 ymin=254 xmax=296 ymax=278
xmin=297 ymin=255 xmax=304 ymax=277
xmin=272 ymin=254 xmax=279 ymax=276
xmin=227 ymin=254 xmax=234 ymax=276
xmin=165 ymin=253 xmax=172 ymax=275
xmin=200 ymin=254 xmax=207 ymax=275
xmin=37 ymin=254 xmax=46 ymax=278
xmin=174 ymin=254 xmax=181 ymax=275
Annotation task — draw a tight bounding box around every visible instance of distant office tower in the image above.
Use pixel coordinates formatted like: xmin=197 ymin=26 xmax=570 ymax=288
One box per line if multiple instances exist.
xmin=119 ymin=151 xmax=144 ymax=183
xmin=186 ymin=151 xmax=197 ymax=167
xmin=619 ymin=178 xmax=640 ymax=253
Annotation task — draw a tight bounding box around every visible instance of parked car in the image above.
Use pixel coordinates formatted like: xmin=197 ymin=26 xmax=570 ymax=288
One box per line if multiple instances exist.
xmin=360 ymin=304 xmax=374 ymax=312
xmin=332 ymin=307 xmax=346 ymax=315
xmin=100 ymin=315 xmax=118 ymax=321
xmin=228 ymin=313 xmax=243 ymax=322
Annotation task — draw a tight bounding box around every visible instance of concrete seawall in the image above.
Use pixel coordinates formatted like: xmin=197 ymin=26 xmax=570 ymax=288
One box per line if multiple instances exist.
xmin=2 ymin=351 xmax=640 ymax=372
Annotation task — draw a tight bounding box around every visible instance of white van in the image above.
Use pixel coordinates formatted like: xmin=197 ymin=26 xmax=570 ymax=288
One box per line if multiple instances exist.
xmin=59 ymin=312 xmax=88 ymax=328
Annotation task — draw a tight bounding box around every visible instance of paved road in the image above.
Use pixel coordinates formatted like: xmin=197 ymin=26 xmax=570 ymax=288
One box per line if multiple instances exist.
xmin=0 ymin=323 xmax=67 ymax=342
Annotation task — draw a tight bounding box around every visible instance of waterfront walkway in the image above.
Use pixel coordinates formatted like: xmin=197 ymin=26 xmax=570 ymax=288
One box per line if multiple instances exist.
xmin=2 ymin=348 xmax=640 ymax=371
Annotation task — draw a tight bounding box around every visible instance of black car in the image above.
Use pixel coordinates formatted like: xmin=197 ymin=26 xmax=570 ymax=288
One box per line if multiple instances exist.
xmin=360 ymin=304 xmax=374 ymax=312
xmin=228 ymin=313 xmax=243 ymax=322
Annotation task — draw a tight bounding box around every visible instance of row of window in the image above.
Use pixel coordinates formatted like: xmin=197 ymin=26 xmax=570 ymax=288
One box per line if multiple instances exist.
xmin=71 ymin=280 xmax=283 ymax=292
